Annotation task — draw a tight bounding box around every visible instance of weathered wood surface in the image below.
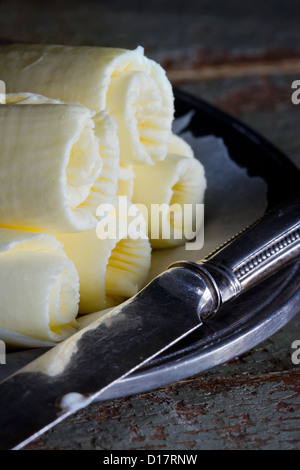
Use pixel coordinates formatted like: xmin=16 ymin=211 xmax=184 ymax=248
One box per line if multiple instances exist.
xmin=0 ymin=0 xmax=300 ymax=451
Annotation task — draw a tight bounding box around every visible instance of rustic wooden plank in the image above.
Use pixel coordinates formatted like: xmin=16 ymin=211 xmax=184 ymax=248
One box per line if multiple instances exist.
xmin=24 ymin=369 xmax=300 ymax=450
xmin=167 ymin=58 xmax=300 ymax=83
xmin=1 ymin=0 xmax=300 ymax=62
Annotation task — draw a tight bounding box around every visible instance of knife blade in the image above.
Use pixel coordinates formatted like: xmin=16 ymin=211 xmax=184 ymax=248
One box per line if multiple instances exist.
xmin=0 ymin=191 xmax=299 ymax=450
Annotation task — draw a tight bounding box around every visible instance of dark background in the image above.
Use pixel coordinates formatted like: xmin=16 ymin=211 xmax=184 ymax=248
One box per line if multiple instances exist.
xmin=1 ymin=0 xmax=300 ymax=450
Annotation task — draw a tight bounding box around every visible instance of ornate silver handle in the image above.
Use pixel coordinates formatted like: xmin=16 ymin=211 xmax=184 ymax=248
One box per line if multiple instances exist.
xmin=170 ymin=191 xmax=300 ymax=320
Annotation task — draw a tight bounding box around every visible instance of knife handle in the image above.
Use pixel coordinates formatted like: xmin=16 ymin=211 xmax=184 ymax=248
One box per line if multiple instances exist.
xmin=170 ymin=191 xmax=300 ymax=319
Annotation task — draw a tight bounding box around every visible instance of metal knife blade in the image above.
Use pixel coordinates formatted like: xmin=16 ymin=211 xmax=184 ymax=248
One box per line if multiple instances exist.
xmin=0 ymin=266 xmax=208 ymax=451
xmin=0 ymin=191 xmax=299 ymax=450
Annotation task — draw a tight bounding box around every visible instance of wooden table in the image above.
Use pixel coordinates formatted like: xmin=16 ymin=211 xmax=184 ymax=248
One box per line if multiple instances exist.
xmin=1 ymin=0 xmax=300 ymax=451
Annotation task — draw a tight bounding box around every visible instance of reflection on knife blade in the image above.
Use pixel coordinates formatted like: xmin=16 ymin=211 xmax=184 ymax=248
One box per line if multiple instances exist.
xmin=0 ymin=266 xmax=206 ymax=450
